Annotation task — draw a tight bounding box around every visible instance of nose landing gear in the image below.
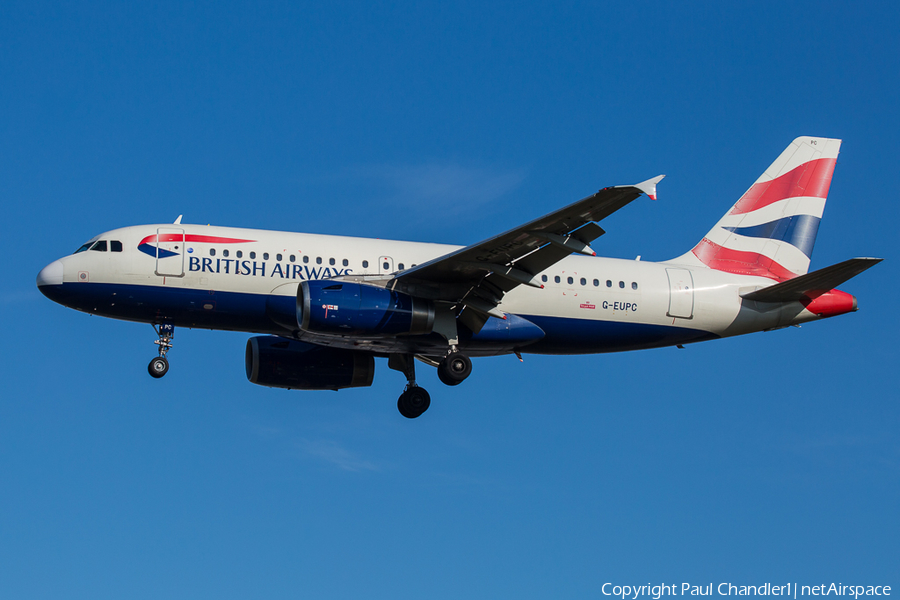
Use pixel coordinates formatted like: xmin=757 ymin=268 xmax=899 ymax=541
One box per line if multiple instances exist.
xmin=148 ymin=356 xmax=169 ymax=378
xmin=148 ymin=323 xmax=174 ymax=379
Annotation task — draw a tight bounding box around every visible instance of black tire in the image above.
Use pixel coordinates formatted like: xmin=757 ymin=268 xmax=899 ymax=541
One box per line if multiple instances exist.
xmin=437 ymin=367 xmax=458 ymax=386
xmin=397 ymin=393 xmax=414 ymax=418
xmin=397 ymin=387 xmax=431 ymax=419
xmin=148 ymin=356 xmax=169 ymax=378
xmin=438 ymin=353 xmax=472 ymax=386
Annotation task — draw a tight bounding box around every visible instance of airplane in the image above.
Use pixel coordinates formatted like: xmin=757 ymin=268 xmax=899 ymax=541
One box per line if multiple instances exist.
xmin=36 ymin=136 xmax=881 ymax=418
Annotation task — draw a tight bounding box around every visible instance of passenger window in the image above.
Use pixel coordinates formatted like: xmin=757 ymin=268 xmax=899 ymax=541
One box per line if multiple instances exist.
xmin=263 ymin=252 xmax=269 ymax=260
xmin=398 ymin=263 xmax=405 ymax=270
xmin=567 ymin=276 xmax=573 ymax=285
xmin=580 ymin=277 xmax=586 ymax=286
xmin=250 ymin=251 xmax=256 ymax=259
xmin=329 ymin=258 xmax=335 ymax=266
xmin=236 ymin=251 xmax=243 ymax=259
xmin=276 ymin=253 xmax=282 ymax=261
xmin=302 ymin=255 xmax=308 ymax=263
xmin=342 ymin=259 xmax=348 ymax=267
xmin=110 ymin=241 xmax=123 ymax=252
xmin=290 ymin=255 xmax=295 ymax=262
xmin=541 ymin=275 xmax=548 ymax=282
xmin=554 ymin=276 xmax=560 ymax=284
xmin=362 ymin=260 xmax=369 ymax=268
xmin=606 ymin=280 xmax=612 ymax=287
xmin=223 ymin=249 xmax=229 ymax=257
xmin=632 ymin=282 xmax=638 ymax=290
xmin=593 ymin=279 xmax=599 ymax=286
xmin=210 ymin=248 xmax=216 ymax=257
xmin=619 ymin=281 xmax=625 ymax=289
xmin=383 ymin=261 xmax=390 ymax=270
xmin=90 ymin=241 xmax=108 ymax=252
xmin=316 ymin=257 xmax=322 ymax=265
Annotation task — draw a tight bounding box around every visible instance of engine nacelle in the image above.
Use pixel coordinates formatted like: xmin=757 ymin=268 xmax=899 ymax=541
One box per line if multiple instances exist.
xmin=297 ymin=280 xmax=434 ymax=336
xmin=245 ymin=336 xmax=375 ymax=390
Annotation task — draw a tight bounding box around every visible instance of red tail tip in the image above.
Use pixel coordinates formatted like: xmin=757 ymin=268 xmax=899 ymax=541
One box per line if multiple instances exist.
xmin=801 ymin=289 xmax=856 ymax=318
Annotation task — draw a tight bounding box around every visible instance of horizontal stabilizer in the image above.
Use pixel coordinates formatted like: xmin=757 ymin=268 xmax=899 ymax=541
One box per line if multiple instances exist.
xmin=741 ymin=257 xmax=882 ymax=302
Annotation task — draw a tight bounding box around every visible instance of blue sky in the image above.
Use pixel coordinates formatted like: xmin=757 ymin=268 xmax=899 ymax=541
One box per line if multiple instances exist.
xmin=2 ymin=1 xmax=898 ymax=598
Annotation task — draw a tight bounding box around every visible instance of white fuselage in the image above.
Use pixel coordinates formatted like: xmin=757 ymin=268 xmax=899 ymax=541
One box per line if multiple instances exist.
xmin=37 ymin=223 xmax=830 ymax=357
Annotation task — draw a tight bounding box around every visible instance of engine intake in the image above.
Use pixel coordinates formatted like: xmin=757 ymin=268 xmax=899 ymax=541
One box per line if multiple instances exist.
xmin=246 ymin=336 xmax=375 ymax=390
xmin=298 ymin=280 xmax=434 ymax=336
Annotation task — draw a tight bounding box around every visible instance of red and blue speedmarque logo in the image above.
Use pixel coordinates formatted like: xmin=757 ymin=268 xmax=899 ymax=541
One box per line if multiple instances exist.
xmin=138 ymin=234 xmax=255 ymax=258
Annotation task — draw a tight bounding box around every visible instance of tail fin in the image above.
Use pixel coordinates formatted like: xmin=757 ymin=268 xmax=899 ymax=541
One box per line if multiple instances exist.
xmin=679 ymin=136 xmax=841 ymax=281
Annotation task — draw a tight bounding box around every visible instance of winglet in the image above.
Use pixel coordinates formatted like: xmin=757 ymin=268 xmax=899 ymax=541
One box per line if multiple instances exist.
xmin=174 ymin=215 xmax=183 ymax=225
xmin=634 ymin=175 xmax=665 ymax=201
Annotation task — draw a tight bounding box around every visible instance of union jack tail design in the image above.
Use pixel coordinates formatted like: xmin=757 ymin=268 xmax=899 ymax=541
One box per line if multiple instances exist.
xmin=684 ymin=136 xmax=841 ymax=281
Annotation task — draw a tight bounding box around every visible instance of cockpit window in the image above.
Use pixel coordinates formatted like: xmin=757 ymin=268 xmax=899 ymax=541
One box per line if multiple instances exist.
xmin=74 ymin=243 xmax=93 ymax=254
xmin=111 ymin=241 xmax=123 ymax=252
xmin=90 ymin=240 xmax=108 ymax=252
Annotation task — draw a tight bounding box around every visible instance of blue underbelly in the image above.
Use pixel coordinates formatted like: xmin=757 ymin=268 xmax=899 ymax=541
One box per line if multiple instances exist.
xmin=41 ymin=282 xmax=717 ymax=353
xmin=518 ymin=314 xmax=717 ymax=354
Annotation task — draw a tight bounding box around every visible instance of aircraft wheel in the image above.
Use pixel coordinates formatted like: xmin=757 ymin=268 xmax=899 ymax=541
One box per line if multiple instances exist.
xmin=438 ymin=353 xmax=472 ymax=386
xmin=148 ymin=356 xmax=169 ymax=378
xmin=398 ymin=387 xmax=431 ymax=419
xmin=437 ymin=368 xmax=457 ymax=386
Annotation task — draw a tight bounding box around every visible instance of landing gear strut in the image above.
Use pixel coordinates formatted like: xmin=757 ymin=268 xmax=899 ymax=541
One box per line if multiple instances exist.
xmin=437 ymin=351 xmax=472 ymax=386
xmin=148 ymin=323 xmax=174 ymax=379
xmin=389 ymin=354 xmax=431 ymax=419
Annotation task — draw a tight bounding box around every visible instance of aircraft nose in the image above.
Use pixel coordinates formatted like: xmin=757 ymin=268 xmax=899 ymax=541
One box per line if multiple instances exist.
xmin=37 ymin=260 xmax=64 ymax=288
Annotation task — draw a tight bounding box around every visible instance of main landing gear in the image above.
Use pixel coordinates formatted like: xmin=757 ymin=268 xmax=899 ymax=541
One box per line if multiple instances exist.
xmin=398 ymin=386 xmax=431 ymax=420
xmin=148 ymin=323 xmax=174 ymax=379
xmin=437 ymin=352 xmax=472 ymax=386
xmin=389 ymin=350 xmax=473 ymax=418
xmin=390 ymin=354 xmax=431 ymax=419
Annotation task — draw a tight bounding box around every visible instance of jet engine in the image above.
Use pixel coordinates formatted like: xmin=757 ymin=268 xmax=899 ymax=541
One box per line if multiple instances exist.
xmin=245 ymin=336 xmax=375 ymax=390
xmin=297 ymin=280 xmax=434 ymax=336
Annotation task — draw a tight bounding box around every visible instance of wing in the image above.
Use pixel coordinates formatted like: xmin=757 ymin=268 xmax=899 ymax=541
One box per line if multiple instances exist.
xmin=390 ymin=175 xmax=664 ymax=332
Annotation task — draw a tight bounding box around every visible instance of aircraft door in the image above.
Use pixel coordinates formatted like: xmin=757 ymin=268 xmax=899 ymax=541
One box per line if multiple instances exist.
xmin=155 ymin=227 xmax=185 ymax=277
xmin=666 ymin=268 xmax=694 ymax=319
xmin=378 ymin=256 xmax=394 ymax=275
